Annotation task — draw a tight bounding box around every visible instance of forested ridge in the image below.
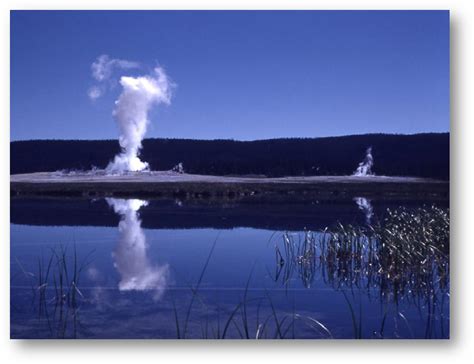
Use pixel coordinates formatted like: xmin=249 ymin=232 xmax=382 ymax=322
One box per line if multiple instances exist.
xmin=11 ymin=133 xmax=449 ymax=180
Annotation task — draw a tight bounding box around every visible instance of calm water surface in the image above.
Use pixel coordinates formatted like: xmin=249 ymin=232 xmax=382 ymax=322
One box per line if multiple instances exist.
xmin=10 ymin=198 xmax=449 ymax=339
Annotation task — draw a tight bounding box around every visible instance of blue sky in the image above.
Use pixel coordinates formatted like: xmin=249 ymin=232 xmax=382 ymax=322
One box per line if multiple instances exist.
xmin=11 ymin=10 xmax=449 ymax=141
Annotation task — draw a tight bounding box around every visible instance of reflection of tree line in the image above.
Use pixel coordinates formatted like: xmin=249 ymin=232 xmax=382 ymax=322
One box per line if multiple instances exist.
xmin=272 ymin=205 xmax=449 ymax=338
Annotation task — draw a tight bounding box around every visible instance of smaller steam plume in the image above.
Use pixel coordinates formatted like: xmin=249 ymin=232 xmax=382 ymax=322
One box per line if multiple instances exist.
xmin=171 ymin=162 xmax=185 ymax=174
xmin=353 ymin=147 xmax=374 ymax=177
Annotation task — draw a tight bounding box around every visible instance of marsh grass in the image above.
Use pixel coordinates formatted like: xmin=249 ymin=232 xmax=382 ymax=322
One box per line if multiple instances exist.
xmin=273 ymin=205 xmax=450 ymax=338
xmin=19 ymin=244 xmax=94 ymax=338
xmin=163 ymin=205 xmax=449 ymax=339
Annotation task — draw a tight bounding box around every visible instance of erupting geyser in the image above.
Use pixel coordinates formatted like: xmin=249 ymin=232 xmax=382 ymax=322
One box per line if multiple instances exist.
xmin=107 ymin=67 xmax=173 ymax=173
xmin=89 ymin=55 xmax=174 ymax=174
xmin=353 ymin=147 xmax=374 ymax=177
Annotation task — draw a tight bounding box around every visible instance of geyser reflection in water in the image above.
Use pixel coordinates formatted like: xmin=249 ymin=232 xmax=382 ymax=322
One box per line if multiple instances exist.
xmin=106 ymin=198 xmax=169 ymax=300
xmin=9 ymin=200 xmax=449 ymax=339
xmin=353 ymin=197 xmax=374 ymax=225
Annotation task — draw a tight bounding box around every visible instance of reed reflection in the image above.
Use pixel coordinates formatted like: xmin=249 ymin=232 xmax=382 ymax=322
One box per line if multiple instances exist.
xmin=272 ymin=205 xmax=449 ymax=338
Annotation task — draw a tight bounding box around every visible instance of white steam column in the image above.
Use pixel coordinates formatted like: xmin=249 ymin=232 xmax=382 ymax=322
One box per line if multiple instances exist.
xmin=107 ymin=67 xmax=173 ymax=173
xmin=353 ymin=147 xmax=374 ymax=177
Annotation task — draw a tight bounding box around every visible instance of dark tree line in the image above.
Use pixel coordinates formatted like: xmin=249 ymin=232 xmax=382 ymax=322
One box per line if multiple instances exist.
xmin=10 ymin=133 xmax=449 ymax=180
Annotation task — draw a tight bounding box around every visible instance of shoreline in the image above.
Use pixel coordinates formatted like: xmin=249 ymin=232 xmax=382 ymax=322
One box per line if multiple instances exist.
xmin=10 ymin=172 xmax=449 ymax=201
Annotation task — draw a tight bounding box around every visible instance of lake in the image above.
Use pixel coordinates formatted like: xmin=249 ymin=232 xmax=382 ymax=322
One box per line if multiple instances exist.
xmin=10 ymin=197 xmax=449 ymax=339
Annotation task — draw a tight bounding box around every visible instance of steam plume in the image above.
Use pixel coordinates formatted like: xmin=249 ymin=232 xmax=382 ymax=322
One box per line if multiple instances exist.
xmin=106 ymin=67 xmax=173 ymax=173
xmin=353 ymin=147 xmax=374 ymax=176
xmin=91 ymin=54 xmax=140 ymax=82
xmin=88 ymin=55 xmax=141 ymax=101
xmin=87 ymin=86 xmax=102 ymax=100
xmin=88 ymin=55 xmax=173 ymax=173
xmin=106 ymin=198 xmax=169 ymax=300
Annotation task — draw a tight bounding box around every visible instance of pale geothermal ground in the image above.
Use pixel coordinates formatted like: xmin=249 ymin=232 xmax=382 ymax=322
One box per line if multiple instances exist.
xmin=10 ymin=171 xmax=442 ymax=184
xmin=10 ymin=171 xmax=449 ymax=201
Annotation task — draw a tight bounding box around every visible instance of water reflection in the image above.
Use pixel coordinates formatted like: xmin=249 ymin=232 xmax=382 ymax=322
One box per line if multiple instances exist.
xmin=10 ymin=198 xmax=449 ymax=339
xmin=272 ymin=205 xmax=450 ymax=338
xmin=274 ymin=206 xmax=449 ymax=300
xmin=106 ymin=198 xmax=169 ymax=300
xmin=353 ymin=197 xmax=374 ymax=225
